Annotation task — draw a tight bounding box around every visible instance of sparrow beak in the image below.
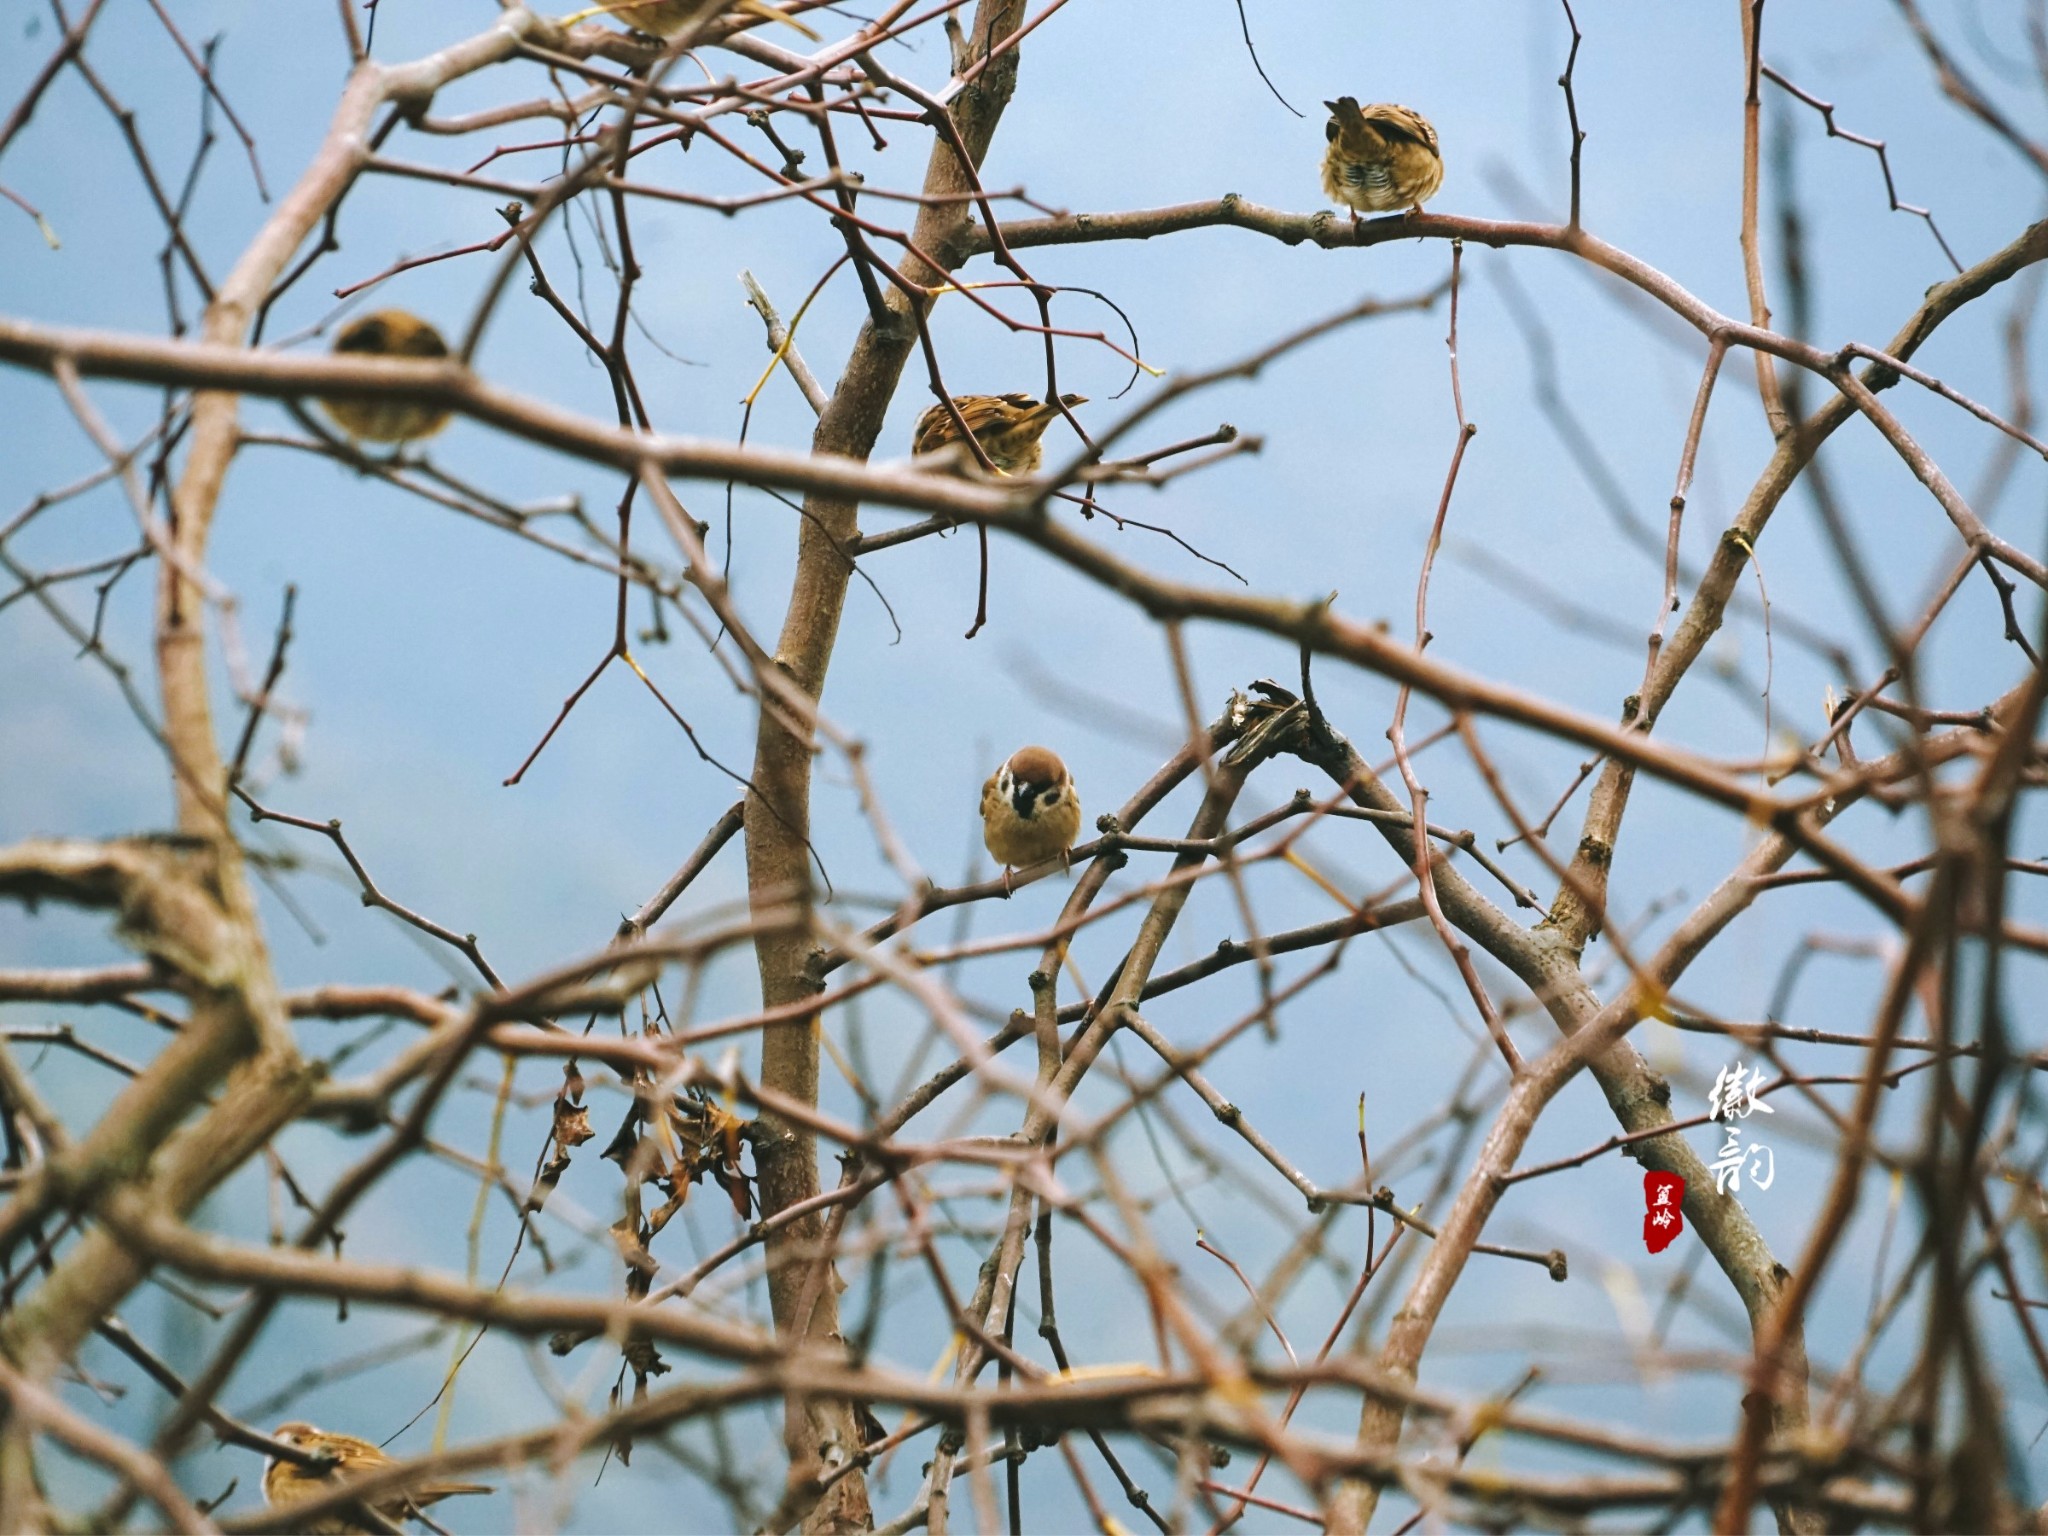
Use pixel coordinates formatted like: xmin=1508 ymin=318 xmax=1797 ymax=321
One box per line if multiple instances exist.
xmin=1323 ymin=99 xmax=1341 ymax=114
xmin=1011 ymin=783 xmax=1042 ymax=819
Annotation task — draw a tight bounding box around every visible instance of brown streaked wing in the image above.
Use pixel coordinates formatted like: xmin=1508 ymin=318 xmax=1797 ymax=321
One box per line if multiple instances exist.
xmin=1365 ymin=104 xmax=1438 ymax=155
xmin=912 ymin=401 xmax=957 ymax=455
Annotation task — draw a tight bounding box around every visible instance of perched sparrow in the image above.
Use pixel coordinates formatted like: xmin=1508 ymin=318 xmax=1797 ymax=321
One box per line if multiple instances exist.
xmin=1321 ymin=98 xmax=1442 ymax=221
xmin=981 ymin=746 xmax=1082 ymax=892
xmin=319 ymin=310 xmax=454 ymax=445
xmin=586 ymin=0 xmax=821 ymax=40
xmin=913 ymin=393 xmax=1088 ymax=477
xmin=263 ymin=1421 xmax=493 ymax=1534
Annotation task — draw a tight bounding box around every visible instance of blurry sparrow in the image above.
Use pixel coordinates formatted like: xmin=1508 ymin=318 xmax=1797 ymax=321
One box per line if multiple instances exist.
xmin=1321 ymin=98 xmax=1442 ymax=221
xmin=913 ymin=393 xmax=1087 ymax=477
xmin=981 ymin=746 xmax=1081 ymax=892
xmin=585 ymin=0 xmax=821 ymax=40
xmin=263 ymin=1421 xmax=492 ymax=1533
xmin=319 ymin=310 xmax=453 ymax=445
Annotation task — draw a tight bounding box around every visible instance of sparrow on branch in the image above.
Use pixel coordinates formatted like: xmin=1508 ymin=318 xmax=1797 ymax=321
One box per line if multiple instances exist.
xmin=318 ymin=310 xmax=454 ymax=446
xmin=981 ymin=746 xmax=1082 ymax=893
xmin=263 ymin=1421 xmax=493 ymax=1533
xmin=912 ymin=392 xmax=1088 ymax=477
xmin=581 ymin=1 xmax=821 ymax=41
xmin=1321 ymin=97 xmax=1442 ymax=222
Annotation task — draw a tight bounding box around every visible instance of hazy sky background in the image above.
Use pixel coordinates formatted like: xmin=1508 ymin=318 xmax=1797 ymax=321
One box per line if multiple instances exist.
xmin=3 ymin=0 xmax=2046 ymax=1529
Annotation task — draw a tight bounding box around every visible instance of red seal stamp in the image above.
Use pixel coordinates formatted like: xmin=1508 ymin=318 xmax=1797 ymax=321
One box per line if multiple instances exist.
xmin=1643 ymin=1171 xmax=1685 ymax=1253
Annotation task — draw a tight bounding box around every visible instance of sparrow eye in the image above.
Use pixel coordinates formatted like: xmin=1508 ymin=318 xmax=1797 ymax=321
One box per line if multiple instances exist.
xmin=1039 ymin=787 xmax=1061 ymax=806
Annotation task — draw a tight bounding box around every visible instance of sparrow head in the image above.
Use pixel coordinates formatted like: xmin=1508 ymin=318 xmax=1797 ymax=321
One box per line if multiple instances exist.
xmin=264 ymin=1422 xmax=325 ymax=1494
xmin=332 ymin=310 xmax=449 ymax=361
xmin=997 ymin=745 xmax=1072 ymax=820
xmin=982 ymin=392 xmax=1088 ymax=415
xmin=1324 ymin=96 xmax=1362 ymax=141
xmin=988 ymin=394 xmax=1087 ymax=456
xmin=267 ymin=1422 xmax=336 ymax=1472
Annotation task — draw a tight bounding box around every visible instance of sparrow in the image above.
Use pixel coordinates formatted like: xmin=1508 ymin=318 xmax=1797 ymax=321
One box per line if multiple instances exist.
xmin=980 ymin=746 xmax=1082 ymax=892
xmin=1321 ymin=98 xmax=1442 ymax=222
xmin=319 ymin=310 xmax=454 ymax=445
xmin=582 ymin=0 xmax=821 ymax=41
xmin=913 ymin=393 xmax=1088 ymax=477
xmin=263 ymin=1421 xmax=493 ymax=1534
